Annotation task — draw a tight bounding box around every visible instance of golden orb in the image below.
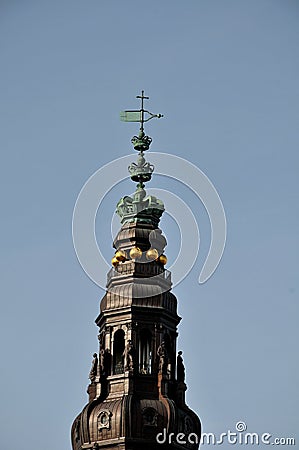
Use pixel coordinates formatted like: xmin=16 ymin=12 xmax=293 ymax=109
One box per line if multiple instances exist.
xmin=129 ymin=246 xmax=142 ymax=259
xmin=115 ymin=250 xmax=126 ymax=262
xmin=158 ymin=254 xmax=167 ymax=265
xmin=146 ymin=248 xmax=159 ymax=261
xmin=111 ymin=256 xmax=119 ymax=267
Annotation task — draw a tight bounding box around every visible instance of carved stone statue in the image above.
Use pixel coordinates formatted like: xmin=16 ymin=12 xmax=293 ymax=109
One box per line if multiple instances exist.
xmin=177 ymin=351 xmax=185 ymax=383
xmin=99 ymin=348 xmax=111 ymax=377
xmin=123 ymin=340 xmax=135 ymax=371
xmin=157 ymin=341 xmax=168 ymax=375
xmin=99 ymin=348 xmax=105 ymax=377
xmin=89 ymin=353 xmax=98 ymax=382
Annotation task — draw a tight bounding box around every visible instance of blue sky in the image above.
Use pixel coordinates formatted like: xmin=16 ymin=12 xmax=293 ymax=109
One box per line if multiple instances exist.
xmin=0 ymin=1 xmax=298 ymax=449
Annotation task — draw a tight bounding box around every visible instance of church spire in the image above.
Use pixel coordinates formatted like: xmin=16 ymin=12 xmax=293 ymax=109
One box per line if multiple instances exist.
xmin=71 ymin=94 xmax=201 ymax=450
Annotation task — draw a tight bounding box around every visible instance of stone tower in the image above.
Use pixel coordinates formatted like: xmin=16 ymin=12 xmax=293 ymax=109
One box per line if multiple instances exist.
xmin=71 ymin=92 xmax=201 ymax=450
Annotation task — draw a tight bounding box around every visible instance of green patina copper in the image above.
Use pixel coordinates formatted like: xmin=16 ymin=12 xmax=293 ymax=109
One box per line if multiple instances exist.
xmin=131 ymin=130 xmax=152 ymax=152
xmin=117 ymin=90 xmax=164 ymax=226
xmin=120 ymin=110 xmax=163 ymax=124
xmin=116 ymin=184 xmax=165 ymax=227
xmin=120 ymin=110 xmax=142 ymax=122
xmin=120 ymin=90 xmax=163 ymax=151
xmin=128 ymin=151 xmax=154 ymax=184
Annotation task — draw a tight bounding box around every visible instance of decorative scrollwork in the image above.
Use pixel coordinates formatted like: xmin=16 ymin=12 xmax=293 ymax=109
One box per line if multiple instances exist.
xmin=97 ymin=410 xmax=112 ymax=431
xmin=142 ymin=407 xmax=158 ymax=426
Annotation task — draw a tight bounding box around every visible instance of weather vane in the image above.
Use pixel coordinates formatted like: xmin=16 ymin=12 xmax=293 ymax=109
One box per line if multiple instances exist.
xmin=120 ymin=90 xmax=163 ymax=149
xmin=119 ymin=90 xmax=163 ymax=187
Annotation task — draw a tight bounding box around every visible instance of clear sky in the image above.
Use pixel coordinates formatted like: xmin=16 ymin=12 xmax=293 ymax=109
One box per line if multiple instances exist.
xmin=0 ymin=1 xmax=298 ymax=449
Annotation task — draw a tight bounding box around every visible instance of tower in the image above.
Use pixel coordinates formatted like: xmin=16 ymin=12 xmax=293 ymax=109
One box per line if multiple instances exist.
xmin=71 ymin=92 xmax=201 ymax=450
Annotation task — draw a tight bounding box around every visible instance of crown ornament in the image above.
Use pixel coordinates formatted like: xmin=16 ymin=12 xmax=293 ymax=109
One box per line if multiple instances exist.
xmin=117 ymin=91 xmax=164 ymax=227
xmin=131 ymin=131 xmax=152 ymax=151
xmin=128 ymin=151 xmax=154 ymax=183
xmin=116 ymin=183 xmax=164 ymax=227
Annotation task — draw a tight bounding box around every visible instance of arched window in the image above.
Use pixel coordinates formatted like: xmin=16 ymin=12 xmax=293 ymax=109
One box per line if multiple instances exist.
xmin=113 ymin=329 xmax=125 ymax=374
xmin=139 ymin=329 xmax=152 ymax=374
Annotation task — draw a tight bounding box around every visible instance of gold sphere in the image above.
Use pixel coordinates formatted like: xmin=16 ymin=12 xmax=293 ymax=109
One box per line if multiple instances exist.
xmin=146 ymin=248 xmax=159 ymax=261
xmin=111 ymin=256 xmax=119 ymax=267
xmin=158 ymin=254 xmax=167 ymax=265
xmin=129 ymin=246 xmax=142 ymax=259
xmin=115 ymin=250 xmax=126 ymax=262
